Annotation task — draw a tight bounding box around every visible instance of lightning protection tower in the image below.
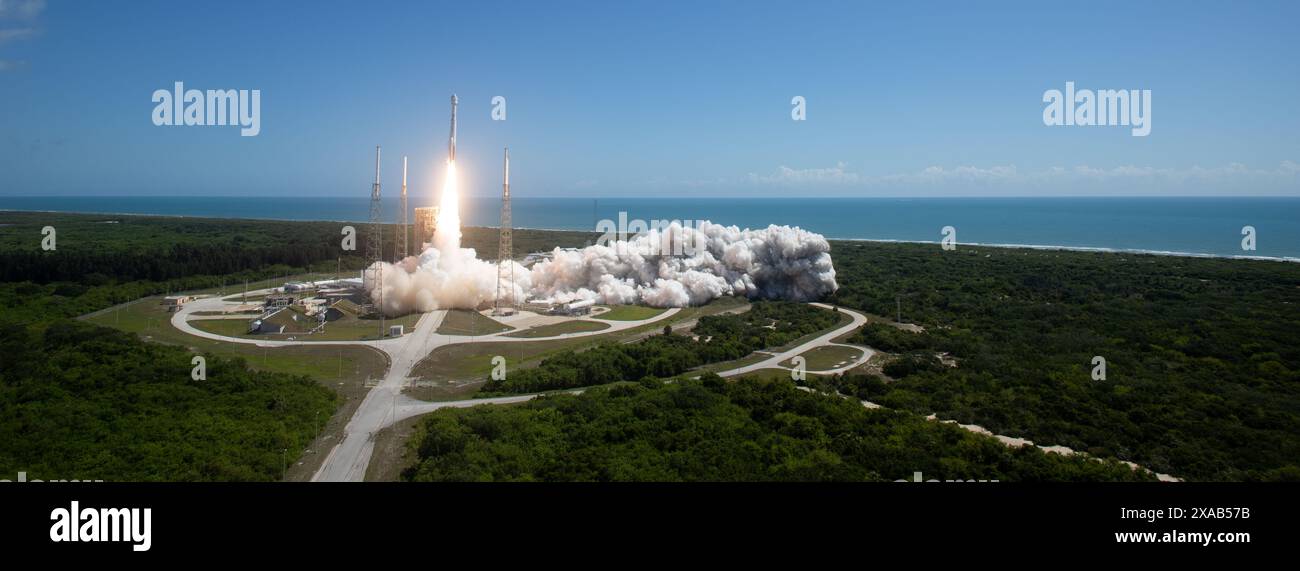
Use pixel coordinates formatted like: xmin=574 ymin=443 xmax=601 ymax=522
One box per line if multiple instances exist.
xmin=401 ymin=156 xmax=409 ymax=259
xmin=366 ymin=146 xmax=385 ymax=333
xmin=494 ymin=147 xmax=516 ymax=315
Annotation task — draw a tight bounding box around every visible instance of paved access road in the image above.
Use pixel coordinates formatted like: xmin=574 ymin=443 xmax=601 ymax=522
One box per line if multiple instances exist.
xmin=172 ymin=291 xmax=679 ymax=481
xmin=714 ymin=303 xmax=872 ymax=377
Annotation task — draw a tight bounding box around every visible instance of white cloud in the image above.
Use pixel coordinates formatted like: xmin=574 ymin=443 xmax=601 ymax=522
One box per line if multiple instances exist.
xmin=0 ymin=0 xmax=46 ymax=20
xmin=0 ymin=27 xmax=36 ymax=43
xmin=0 ymin=0 xmax=42 ymax=71
xmin=718 ymin=160 xmax=1300 ymax=196
xmin=747 ymin=162 xmax=863 ymax=185
xmin=879 ymin=164 xmax=1020 ymax=184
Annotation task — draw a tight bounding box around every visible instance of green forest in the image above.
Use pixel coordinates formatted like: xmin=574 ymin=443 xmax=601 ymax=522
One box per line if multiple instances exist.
xmin=0 ymin=320 xmax=336 ymax=481
xmin=825 ymin=242 xmax=1300 ymax=481
xmin=0 ymin=211 xmax=595 ymax=324
xmin=404 ymin=376 xmax=1153 ymax=482
xmin=0 ymin=211 xmax=595 ymax=286
xmin=479 ymin=302 xmax=840 ymax=394
xmin=2 ymin=211 xmax=1297 ymax=482
xmin=0 ymin=212 xmax=595 ymax=482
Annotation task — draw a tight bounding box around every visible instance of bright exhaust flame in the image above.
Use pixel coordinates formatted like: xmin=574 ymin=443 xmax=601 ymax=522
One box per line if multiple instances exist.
xmin=434 ymin=160 xmax=461 ymax=252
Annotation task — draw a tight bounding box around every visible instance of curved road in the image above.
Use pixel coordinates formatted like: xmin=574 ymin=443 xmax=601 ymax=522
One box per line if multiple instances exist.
xmin=176 ymin=294 xmax=1180 ymax=482
xmin=172 ymin=291 xmax=680 ymax=481
xmin=715 ymin=303 xmax=871 ymax=377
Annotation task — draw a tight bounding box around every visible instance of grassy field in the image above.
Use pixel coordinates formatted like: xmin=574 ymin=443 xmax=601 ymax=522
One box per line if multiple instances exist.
xmin=781 ymin=345 xmax=866 ymax=371
xmin=593 ymin=305 xmax=666 ymax=321
xmin=739 ymin=368 xmax=833 ymax=383
xmin=695 ymin=351 xmax=773 ymax=373
xmin=312 ymin=312 xmax=422 ymax=341
xmin=85 ymin=295 xmax=387 ymax=379
xmin=82 ymin=290 xmax=390 ymax=481
xmin=408 ymin=296 xmax=752 ymax=396
xmin=189 ymin=311 xmax=422 ymax=341
xmin=504 ymin=320 xmax=610 ymax=338
xmin=435 ymin=309 xmax=513 ymax=336
xmin=191 ymin=318 xmax=251 ymax=337
xmin=765 ymin=309 xmax=853 ymax=352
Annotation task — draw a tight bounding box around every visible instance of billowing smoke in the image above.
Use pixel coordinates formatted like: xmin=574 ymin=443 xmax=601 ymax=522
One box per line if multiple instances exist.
xmin=364 ymin=219 xmax=838 ymax=315
xmin=364 ymin=159 xmax=534 ymax=314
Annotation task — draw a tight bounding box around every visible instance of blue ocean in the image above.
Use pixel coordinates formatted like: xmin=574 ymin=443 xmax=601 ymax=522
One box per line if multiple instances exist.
xmin=2 ymin=196 xmax=1298 ymax=260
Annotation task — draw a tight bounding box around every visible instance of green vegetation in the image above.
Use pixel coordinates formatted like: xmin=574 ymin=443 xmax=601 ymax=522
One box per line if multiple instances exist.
xmin=782 ymin=345 xmax=866 ymax=371
xmin=191 ymin=318 xmax=251 ymax=338
xmin=697 ymin=351 xmax=773 ymax=373
xmin=0 ymin=320 xmax=335 ymax=481
xmin=851 ymin=321 xmax=931 ymax=353
xmin=8 ymin=209 xmax=1298 ymax=482
xmin=594 ymin=305 xmax=666 ymax=321
xmin=0 ymin=212 xmax=406 ymax=480
xmin=407 ymin=300 xmax=744 ymax=389
xmin=435 ymin=310 xmax=512 ymax=336
xmin=303 ymin=312 xmax=421 ymax=341
xmin=192 ymin=310 xmax=421 ymax=341
xmin=503 ymin=320 xmax=610 ymax=338
xmin=403 ymin=375 xmax=1152 ymax=482
xmin=0 ymin=211 xmax=596 ymax=288
xmin=481 ymin=302 xmax=839 ymax=395
xmin=827 ymin=241 xmax=1300 ymax=481
xmin=84 ymin=294 xmax=387 ymax=382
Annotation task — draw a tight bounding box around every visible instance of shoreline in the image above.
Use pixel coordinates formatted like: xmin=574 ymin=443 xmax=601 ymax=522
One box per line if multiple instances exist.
xmin=4 ymin=207 xmax=1298 ymax=264
xmin=832 ymin=237 xmax=1300 ymax=263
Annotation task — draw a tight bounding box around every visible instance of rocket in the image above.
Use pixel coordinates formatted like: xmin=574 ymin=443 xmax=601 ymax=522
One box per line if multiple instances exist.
xmin=448 ymin=94 xmax=458 ymax=162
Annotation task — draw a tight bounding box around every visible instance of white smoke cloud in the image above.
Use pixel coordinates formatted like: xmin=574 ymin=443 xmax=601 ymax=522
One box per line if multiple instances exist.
xmin=364 ymin=220 xmax=838 ymax=315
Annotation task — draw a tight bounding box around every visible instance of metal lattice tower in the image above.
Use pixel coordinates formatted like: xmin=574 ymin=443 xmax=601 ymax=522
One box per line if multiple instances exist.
xmin=366 ymin=146 xmax=385 ymax=332
xmin=400 ymin=156 xmax=409 ymax=259
xmin=494 ymin=147 xmax=516 ymax=314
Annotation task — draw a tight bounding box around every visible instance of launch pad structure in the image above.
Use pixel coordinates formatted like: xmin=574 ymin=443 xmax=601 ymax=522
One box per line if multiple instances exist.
xmin=365 ymin=145 xmax=385 ymax=333
xmin=359 ymin=95 xmax=517 ymax=320
xmin=493 ymin=148 xmax=516 ymax=315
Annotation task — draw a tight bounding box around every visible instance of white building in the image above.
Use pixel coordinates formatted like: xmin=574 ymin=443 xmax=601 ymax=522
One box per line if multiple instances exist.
xmin=161 ymin=295 xmax=195 ymax=312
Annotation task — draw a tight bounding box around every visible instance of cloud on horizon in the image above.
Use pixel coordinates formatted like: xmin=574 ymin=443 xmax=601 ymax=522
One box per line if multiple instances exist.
xmin=727 ymin=161 xmax=1300 ymax=196
xmin=0 ymin=0 xmax=44 ymax=71
xmin=0 ymin=0 xmax=45 ymax=19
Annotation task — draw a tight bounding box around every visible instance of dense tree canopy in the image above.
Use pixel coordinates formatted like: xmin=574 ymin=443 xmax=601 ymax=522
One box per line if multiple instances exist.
xmin=405 ymin=376 xmax=1153 ymax=482
xmin=827 ymin=242 xmax=1300 ymax=481
xmin=0 ymin=320 xmax=335 ymax=481
xmin=480 ymin=302 xmax=840 ymax=394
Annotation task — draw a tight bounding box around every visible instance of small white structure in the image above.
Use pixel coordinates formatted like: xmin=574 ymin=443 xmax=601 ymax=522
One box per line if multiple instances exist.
xmin=552 ymin=299 xmax=595 ymax=316
xmin=161 ymin=295 xmax=195 ymax=312
xmin=389 ymin=325 xmax=404 ymax=337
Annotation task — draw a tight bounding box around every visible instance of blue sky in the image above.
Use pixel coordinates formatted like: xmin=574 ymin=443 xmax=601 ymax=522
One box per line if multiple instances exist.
xmin=1 ymin=0 xmax=1298 ymax=197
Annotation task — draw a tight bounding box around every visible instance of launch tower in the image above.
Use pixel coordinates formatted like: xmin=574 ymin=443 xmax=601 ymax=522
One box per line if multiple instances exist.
xmin=494 ymin=148 xmax=516 ymax=315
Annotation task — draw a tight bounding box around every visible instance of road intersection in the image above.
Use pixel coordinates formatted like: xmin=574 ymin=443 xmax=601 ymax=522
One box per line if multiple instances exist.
xmin=172 ymin=291 xmax=685 ymax=481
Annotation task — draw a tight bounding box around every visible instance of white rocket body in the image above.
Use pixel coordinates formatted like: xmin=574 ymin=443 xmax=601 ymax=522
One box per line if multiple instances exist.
xmin=449 ymin=94 xmax=457 ymax=162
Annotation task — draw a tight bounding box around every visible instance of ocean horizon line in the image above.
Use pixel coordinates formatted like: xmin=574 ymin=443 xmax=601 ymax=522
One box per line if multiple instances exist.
xmin=4 ymin=205 xmax=1298 ymax=264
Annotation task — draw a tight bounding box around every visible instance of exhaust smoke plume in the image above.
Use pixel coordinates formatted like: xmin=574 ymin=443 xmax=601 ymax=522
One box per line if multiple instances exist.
xmin=364 ymin=219 xmax=838 ymax=315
